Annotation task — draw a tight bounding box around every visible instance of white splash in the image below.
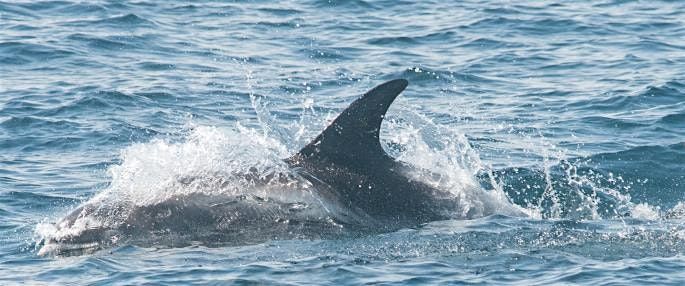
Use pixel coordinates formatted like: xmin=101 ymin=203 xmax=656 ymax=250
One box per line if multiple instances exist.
xmin=103 ymin=124 xmax=291 ymax=206
xmin=630 ymin=203 xmax=661 ymax=220
xmin=382 ymin=108 xmax=532 ymax=219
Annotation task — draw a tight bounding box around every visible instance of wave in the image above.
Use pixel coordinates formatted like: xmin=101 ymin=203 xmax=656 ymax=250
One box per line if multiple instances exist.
xmin=0 ymin=41 xmax=76 ymax=65
xmin=366 ymin=31 xmax=459 ymax=46
xmin=398 ymin=66 xmax=506 ymax=86
xmin=63 ymin=13 xmax=156 ymax=29
xmin=256 ymin=7 xmax=303 ymax=16
xmin=311 ymin=0 xmax=377 ymax=10
xmin=0 ymin=116 xmax=81 ymax=131
xmin=657 ymin=111 xmax=685 ymax=126
xmin=565 ymin=81 xmax=685 ymax=111
xmin=461 ymin=17 xmax=606 ymax=35
xmin=66 ymin=33 xmax=138 ymax=51
xmin=0 ymin=2 xmax=39 ymax=20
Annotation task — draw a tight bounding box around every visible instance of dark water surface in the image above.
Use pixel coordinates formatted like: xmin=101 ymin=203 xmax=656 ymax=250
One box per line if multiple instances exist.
xmin=2 ymin=0 xmax=685 ymax=284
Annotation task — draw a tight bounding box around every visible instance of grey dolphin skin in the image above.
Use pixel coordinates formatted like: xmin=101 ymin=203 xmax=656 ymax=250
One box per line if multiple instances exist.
xmin=286 ymin=79 xmax=455 ymax=228
xmin=39 ymin=79 xmax=461 ymax=256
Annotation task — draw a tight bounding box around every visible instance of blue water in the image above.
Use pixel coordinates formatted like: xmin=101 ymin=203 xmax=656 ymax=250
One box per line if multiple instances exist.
xmin=2 ymin=0 xmax=685 ymax=284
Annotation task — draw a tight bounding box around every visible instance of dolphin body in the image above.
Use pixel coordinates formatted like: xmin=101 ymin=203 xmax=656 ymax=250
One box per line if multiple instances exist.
xmin=38 ymin=79 xmax=466 ymax=256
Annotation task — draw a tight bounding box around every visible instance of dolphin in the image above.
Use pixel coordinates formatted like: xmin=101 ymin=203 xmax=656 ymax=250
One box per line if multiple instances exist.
xmin=37 ymin=79 xmax=492 ymax=256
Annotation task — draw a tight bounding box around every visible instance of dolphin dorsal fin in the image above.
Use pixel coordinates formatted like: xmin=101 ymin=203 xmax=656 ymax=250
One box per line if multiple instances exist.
xmin=290 ymin=79 xmax=408 ymax=168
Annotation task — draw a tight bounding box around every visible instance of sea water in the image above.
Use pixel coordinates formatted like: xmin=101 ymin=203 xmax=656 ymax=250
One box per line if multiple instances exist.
xmin=2 ymin=1 xmax=685 ymax=284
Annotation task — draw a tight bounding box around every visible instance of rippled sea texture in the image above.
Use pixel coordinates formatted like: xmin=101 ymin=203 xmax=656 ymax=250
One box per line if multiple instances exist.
xmin=2 ymin=0 xmax=685 ymax=284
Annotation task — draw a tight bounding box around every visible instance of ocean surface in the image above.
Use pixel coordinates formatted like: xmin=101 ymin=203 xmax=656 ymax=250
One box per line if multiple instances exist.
xmin=2 ymin=0 xmax=685 ymax=284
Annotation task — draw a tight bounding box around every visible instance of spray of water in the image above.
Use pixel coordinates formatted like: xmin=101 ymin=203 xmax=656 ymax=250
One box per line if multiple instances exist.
xmin=382 ymin=106 xmax=533 ymax=219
